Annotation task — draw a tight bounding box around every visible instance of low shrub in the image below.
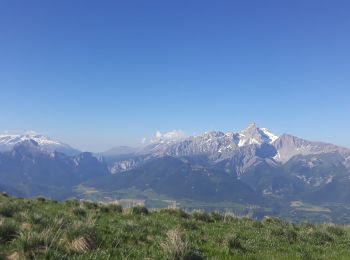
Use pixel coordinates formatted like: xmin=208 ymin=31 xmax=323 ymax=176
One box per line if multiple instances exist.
xmin=311 ymin=230 xmax=333 ymax=245
xmin=263 ymin=217 xmax=286 ymax=226
xmin=82 ymin=201 xmax=99 ymax=210
xmin=130 ymin=206 xmax=149 ymax=215
xmin=252 ymin=221 xmax=264 ymax=228
xmin=270 ymin=226 xmax=298 ymax=242
xmin=36 ymin=197 xmax=46 ymax=202
xmin=326 ymin=225 xmax=345 ymax=236
xmin=99 ymin=204 xmax=122 ymax=213
xmin=180 ymin=220 xmax=198 ymax=230
xmin=64 ymin=199 xmax=80 ymax=207
xmin=209 ymin=212 xmax=223 ymax=222
xmin=107 ymin=204 xmax=123 ymax=213
xmin=160 ymin=209 xmax=190 ymax=219
xmin=0 ymin=203 xmax=18 ymax=218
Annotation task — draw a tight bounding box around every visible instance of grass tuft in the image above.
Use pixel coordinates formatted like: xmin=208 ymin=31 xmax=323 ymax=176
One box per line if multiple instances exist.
xmin=0 ymin=219 xmax=19 ymax=242
xmin=226 ymin=234 xmax=245 ymax=253
xmin=326 ymin=225 xmax=345 ymax=236
xmin=192 ymin=211 xmax=212 ymax=223
xmin=161 ymin=228 xmax=202 ymax=260
xmin=72 ymin=207 xmax=87 ymax=217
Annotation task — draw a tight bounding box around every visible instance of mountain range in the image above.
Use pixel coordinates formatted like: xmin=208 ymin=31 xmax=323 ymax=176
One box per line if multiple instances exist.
xmin=1 ymin=124 xmax=350 ymax=222
xmin=0 ymin=132 xmax=80 ymax=155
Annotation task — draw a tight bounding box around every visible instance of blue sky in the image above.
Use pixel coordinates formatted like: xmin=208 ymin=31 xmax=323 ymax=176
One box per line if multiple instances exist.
xmin=0 ymin=0 xmax=349 ymax=151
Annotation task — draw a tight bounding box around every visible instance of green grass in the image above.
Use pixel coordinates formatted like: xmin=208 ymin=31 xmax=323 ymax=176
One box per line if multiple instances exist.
xmin=1 ymin=194 xmax=350 ymax=259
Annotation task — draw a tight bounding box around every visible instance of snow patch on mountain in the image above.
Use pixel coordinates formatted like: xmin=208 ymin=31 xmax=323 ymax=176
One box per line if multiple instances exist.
xmin=0 ymin=132 xmax=80 ymax=155
xmin=237 ymin=123 xmax=279 ymax=147
xmin=260 ymin=128 xmax=279 ymax=143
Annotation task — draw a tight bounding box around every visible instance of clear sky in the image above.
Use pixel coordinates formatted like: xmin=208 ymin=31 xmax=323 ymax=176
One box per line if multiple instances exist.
xmin=0 ymin=0 xmax=349 ymax=152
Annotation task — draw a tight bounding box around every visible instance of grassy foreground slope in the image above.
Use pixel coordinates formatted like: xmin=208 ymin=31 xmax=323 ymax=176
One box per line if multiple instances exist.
xmin=1 ymin=195 xmax=350 ymax=259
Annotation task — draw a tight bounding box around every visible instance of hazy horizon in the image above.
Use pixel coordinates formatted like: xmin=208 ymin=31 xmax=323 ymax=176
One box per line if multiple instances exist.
xmin=1 ymin=1 xmax=349 ymax=151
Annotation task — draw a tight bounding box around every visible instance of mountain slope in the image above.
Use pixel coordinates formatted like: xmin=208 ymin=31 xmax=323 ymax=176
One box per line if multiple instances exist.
xmin=0 ymin=140 xmax=108 ymax=199
xmin=85 ymin=156 xmax=264 ymax=204
xmin=272 ymin=133 xmax=350 ymax=164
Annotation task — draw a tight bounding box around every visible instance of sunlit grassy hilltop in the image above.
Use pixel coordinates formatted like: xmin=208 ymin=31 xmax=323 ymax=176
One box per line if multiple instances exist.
xmin=1 ymin=194 xmax=350 ymax=259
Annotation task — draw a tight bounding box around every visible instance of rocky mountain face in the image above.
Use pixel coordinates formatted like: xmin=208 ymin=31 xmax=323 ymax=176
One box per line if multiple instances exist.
xmin=108 ymin=123 xmax=350 ymax=174
xmin=107 ymin=124 xmax=279 ymax=173
xmin=272 ymin=133 xmax=350 ymax=163
xmin=0 ymin=140 xmax=108 ymax=199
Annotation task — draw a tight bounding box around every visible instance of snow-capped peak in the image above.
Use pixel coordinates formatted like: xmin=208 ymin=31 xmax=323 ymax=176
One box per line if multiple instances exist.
xmin=143 ymin=124 xmax=279 ymax=149
xmin=0 ymin=132 xmax=80 ymax=155
xmin=238 ymin=124 xmax=279 ymax=147
xmin=138 ymin=124 xmax=280 ymax=159
xmin=0 ymin=132 xmax=59 ymax=146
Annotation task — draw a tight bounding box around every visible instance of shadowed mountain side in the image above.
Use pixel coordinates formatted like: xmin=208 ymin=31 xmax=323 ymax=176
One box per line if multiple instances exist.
xmin=0 ymin=141 xmax=109 ymax=199
xmin=85 ymin=156 xmax=265 ymax=204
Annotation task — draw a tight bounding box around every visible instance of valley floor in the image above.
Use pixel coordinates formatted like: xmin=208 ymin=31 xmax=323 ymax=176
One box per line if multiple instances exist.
xmin=1 ymin=194 xmax=350 ymax=259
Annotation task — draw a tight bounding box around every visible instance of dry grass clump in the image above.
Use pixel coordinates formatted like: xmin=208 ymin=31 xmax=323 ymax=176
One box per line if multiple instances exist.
xmin=6 ymin=251 xmax=20 ymax=260
xmin=20 ymin=223 xmax=32 ymax=232
xmin=70 ymin=235 xmax=97 ymax=252
xmin=161 ymin=229 xmax=189 ymax=259
xmin=161 ymin=228 xmax=202 ymax=260
xmin=64 ymin=213 xmax=98 ymax=253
